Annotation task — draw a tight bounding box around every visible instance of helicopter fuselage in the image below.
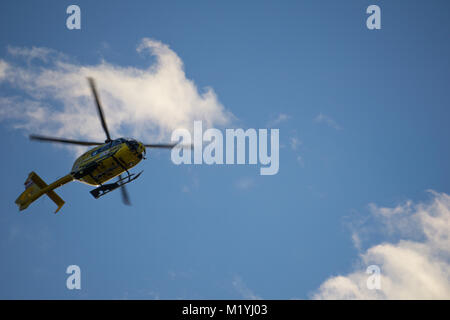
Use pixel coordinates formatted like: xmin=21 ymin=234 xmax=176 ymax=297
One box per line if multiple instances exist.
xmin=71 ymin=138 xmax=146 ymax=186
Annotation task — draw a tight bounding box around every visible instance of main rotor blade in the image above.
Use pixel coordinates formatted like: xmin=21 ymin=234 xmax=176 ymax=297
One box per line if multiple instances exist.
xmin=30 ymin=135 xmax=103 ymax=146
xmin=87 ymin=77 xmax=112 ymax=142
xmin=144 ymin=143 xmax=193 ymax=149
xmin=118 ymin=174 xmax=131 ymax=206
xmin=144 ymin=143 xmax=178 ymax=149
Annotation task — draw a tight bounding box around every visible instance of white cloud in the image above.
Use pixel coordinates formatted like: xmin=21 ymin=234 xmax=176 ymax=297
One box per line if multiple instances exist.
xmin=0 ymin=97 xmax=51 ymax=129
xmin=313 ymin=191 xmax=450 ymax=299
xmin=235 ymin=177 xmax=254 ymax=190
xmin=314 ymin=112 xmax=342 ymax=130
xmin=268 ymin=113 xmax=290 ymax=127
xmin=232 ymin=275 xmax=261 ymax=300
xmin=289 ymin=136 xmax=301 ymax=151
xmin=0 ymin=39 xmax=232 ymax=151
xmin=181 ymin=171 xmax=199 ymax=193
xmin=0 ymin=59 xmax=8 ymax=80
xmin=296 ymin=155 xmax=304 ymax=167
xmin=7 ymin=46 xmax=60 ymax=63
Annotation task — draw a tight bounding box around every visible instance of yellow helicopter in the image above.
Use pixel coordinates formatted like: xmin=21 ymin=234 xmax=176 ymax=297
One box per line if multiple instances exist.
xmin=16 ymin=77 xmax=183 ymax=213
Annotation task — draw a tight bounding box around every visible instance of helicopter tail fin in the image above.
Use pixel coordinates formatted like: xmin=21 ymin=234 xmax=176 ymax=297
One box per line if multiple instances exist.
xmin=15 ymin=172 xmax=71 ymax=213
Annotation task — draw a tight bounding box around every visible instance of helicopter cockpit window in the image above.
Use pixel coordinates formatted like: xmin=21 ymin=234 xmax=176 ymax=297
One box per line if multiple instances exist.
xmin=110 ymin=139 xmax=123 ymax=147
xmin=123 ymin=138 xmax=139 ymax=150
xmin=91 ymin=143 xmax=111 ymax=156
xmin=91 ymin=139 xmax=124 ymax=156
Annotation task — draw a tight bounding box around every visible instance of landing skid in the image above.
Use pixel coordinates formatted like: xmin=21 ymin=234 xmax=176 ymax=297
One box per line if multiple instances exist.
xmin=90 ymin=171 xmax=143 ymax=199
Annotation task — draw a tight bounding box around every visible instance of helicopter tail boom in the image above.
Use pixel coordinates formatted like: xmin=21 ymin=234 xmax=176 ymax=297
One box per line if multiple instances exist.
xmin=15 ymin=172 xmax=73 ymax=213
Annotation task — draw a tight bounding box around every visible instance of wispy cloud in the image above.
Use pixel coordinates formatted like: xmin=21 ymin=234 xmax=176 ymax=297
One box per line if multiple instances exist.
xmin=313 ymin=191 xmax=450 ymax=299
xmin=314 ymin=113 xmax=342 ymax=130
xmin=235 ymin=177 xmax=255 ymax=190
xmin=0 ymin=39 xmax=233 ymax=153
xmin=7 ymin=46 xmax=64 ymax=64
xmin=232 ymin=275 xmax=261 ymax=300
xmin=289 ymin=136 xmax=301 ymax=151
xmin=268 ymin=113 xmax=290 ymax=127
xmin=289 ymin=133 xmax=304 ymax=167
xmin=181 ymin=169 xmax=200 ymax=193
xmin=0 ymin=60 xmax=8 ymax=80
xmin=296 ymin=155 xmax=304 ymax=167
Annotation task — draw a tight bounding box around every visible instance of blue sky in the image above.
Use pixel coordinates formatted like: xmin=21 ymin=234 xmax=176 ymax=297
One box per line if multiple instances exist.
xmin=0 ymin=1 xmax=449 ymax=299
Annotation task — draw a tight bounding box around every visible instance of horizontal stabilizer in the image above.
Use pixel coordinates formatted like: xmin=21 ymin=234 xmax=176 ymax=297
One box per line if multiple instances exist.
xmin=15 ymin=172 xmax=72 ymax=213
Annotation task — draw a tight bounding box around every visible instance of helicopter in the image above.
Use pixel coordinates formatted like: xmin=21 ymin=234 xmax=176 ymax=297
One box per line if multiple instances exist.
xmin=15 ymin=77 xmax=185 ymax=213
